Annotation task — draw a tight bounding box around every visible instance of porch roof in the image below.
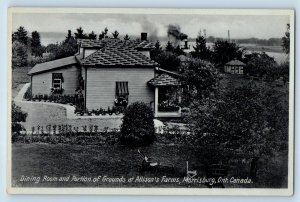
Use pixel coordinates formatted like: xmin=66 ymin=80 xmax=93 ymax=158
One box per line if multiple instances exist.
xmin=148 ymin=73 xmax=181 ymax=87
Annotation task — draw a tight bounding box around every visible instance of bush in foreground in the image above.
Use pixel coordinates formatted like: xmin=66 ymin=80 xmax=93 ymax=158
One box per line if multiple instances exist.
xmin=120 ymin=102 xmax=155 ymax=146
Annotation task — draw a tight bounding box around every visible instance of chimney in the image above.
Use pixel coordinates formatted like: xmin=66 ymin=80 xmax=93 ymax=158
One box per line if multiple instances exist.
xmin=141 ymin=32 xmax=147 ymax=41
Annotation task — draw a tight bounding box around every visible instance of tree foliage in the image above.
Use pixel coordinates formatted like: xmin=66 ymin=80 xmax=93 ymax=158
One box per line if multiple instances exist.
xmin=12 ymin=102 xmax=27 ymax=142
xmin=282 ymin=24 xmax=290 ymax=54
xmin=243 ymin=52 xmax=278 ymax=79
xmin=151 ymin=51 xmax=181 ymax=72
xmin=180 ymin=58 xmax=219 ymax=106
xmin=112 ymin=30 xmax=119 ymax=39
xmin=120 ymin=102 xmax=155 ymax=146
xmin=99 ymin=27 xmax=108 ymax=40
xmin=191 ymin=35 xmax=212 ymax=60
xmin=212 ymin=40 xmax=244 ymax=68
xmin=12 ymin=41 xmax=28 ymax=68
xmin=13 ymin=26 xmax=28 ymax=45
xmin=88 ymin=31 xmax=97 ymax=40
xmin=54 ymin=30 xmax=78 ymax=59
xmin=74 ymin=27 xmax=87 ymax=39
xmin=31 ymin=31 xmax=43 ymax=57
xmin=186 ymin=84 xmax=288 ymax=165
xmin=165 ymin=41 xmax=174 ymax=52
xmin=123 ymin=34 xmax=130 ymax=40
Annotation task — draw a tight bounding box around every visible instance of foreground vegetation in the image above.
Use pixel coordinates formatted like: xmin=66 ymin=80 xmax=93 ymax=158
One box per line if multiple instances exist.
xmin=12 ymin=143 xmax=287 ymax=188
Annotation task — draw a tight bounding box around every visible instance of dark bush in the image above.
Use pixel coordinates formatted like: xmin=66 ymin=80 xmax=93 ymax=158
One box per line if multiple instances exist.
xmin=120 ymin=102 xmax=155 ymax=146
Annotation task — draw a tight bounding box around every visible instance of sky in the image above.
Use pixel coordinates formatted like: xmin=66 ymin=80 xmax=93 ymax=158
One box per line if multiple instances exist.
xmin=12 ymin=12 xmax=290 ymax=45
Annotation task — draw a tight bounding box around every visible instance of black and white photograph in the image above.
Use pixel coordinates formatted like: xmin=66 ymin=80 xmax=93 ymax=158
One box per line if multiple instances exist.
xmin=7 ymin=8 xmax=294 ymax=195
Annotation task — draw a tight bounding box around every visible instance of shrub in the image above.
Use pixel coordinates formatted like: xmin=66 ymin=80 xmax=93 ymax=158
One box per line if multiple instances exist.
xmin=120 ymin=102 xmax=155 ymax=146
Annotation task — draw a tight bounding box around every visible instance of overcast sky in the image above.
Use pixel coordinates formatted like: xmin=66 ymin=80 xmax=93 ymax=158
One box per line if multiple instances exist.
xmin=12 ymin=13 xmax=290 ymax=42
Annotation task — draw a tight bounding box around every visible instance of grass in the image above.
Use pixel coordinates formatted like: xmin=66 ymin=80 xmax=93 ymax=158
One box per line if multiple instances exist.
xmin=16 ymin=103 xmax=122 ymax=131
xmin=12 ymin=143 xmax=288 ymax=188
xmin=12 ymin=66 xmax=31 ymax=98
xmin=12 ymin=143 xmax=205 ymax=188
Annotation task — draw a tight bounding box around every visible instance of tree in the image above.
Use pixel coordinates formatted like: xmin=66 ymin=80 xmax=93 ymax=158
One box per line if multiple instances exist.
xmin=12 ymin=41 xmax=28 ymax=67
xmin=282 ymin=24 xmax=290 ymax=54
xmin=191 ymin=35 xmax=212 ymax=60
xmin=186 ymin=84 xmax=287 ymax=177
xmin=152 ymin=51 xmax=181 ymax=72
xmin=180 ymin=58 xmax=219 ymax=105
xmin=12 ymin=102 xmax=27 ymax=142
xmin=123 ymin=34 xmax=130 ymax=40
xmin=31 ymin=31 xmax=43 ymax=57
xmin=212 ymin=40 xmax=244 ymax=68
xmin=74 ymin=27 xmax=87 ymax=39
xmin=165 ymin=41 xmax=174 ymax=52
xmin=173 ymin=45 xmax=185 ymax=56
xmin=120 ymin=102 xmax=155 ymax=146
xmin=54 ymin=30 xmax=78 ymax=59
xmin=112 ymin=30 xmax=119 ymax=39
xmin=13 ymin=26 xmax=28 ymax=45
xmin=46 ymin=43 xmax=59 ymax=53
xmin=66 ymin=30 xmax=72 ymax=40
xmin=154 ymin=40 xmax=162 ymax=51
xmin=99 ymin=27 xmax=109 ymax=40
xmin=243 ymin=52 xmax=277 ymax=78
xmin=88 ymin=31 xmax=97 ymax=40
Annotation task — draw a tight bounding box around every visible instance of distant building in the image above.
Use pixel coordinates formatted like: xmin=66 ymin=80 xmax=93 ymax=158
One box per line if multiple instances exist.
xmin=224 ymin=59 xmax=246 ymax=74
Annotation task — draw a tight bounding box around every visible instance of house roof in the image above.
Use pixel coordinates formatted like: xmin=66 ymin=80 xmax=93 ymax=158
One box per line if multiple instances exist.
xmin=78 ymin=38 xmax=155 ymax=50
xmin=148 ymin=73 xmax=181 ymax=87
xmin=78 ymin=39 xmax=107 ymax=48
xmin=225 ymin=59 xmax=246 ymax=66
xmin=28 ymin=56 xmax=78 ymax=75
xmin=82 ymin=46 xmax=158 ymax=67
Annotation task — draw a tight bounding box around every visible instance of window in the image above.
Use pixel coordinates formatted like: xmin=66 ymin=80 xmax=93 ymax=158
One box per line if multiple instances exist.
xmin=52 ymin=73 xmax=63 ymax=89
xmin=53 ymin=79 xmax=62 ymax=88
xmin=116 ymin=82 xmax=129 ymax=98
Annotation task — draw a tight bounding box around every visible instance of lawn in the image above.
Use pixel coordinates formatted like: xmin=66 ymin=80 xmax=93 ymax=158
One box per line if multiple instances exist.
xmin=12 ymin=143 xmax=206 ymax=188
xmin=16 ymin=102 xmax=122 ymax=132
xmin=12 ymin=66 xmax=31 ymax=98
xmin=11 ymin=143 xmax=288 ymax=188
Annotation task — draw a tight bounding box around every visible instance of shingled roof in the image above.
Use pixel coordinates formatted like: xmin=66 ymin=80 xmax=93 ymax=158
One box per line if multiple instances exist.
xmin=28 ymin=56 xmax=78 ymax=75
xmin=82 ymin=46 xmax=158 ymax=67
xmin=225 ymin=59 xmax=246 ymax=66
xmin=148 ymin=74 xmax=181 ymax=87
xmin=78 ymin=38 xmax=155 ymax=50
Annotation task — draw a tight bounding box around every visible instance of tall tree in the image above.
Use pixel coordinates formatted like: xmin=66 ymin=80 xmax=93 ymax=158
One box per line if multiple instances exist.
xmin=191 ymin=35 xmax=211 ymax=60
xmin=13 ymin=26 xmax=28 ymax=45
xmin=12 ymin=41 xmax=28 ymax=67
xmin=31 ymin=31 xmax=43 ymax=57
xmin=112 ymin=30 xmax=119 ymax=39
xmin=123 ymin=34 xmax=130 ymax=40
xmin=165 ymin=41 xmax=174 ymax=52
xmin=243 ymin=52 xmax=277 ymax=78
xmin=154 ymin=40 xmax=162 ymax=51
xmin=88 ymin=31 xmax=97 ymax=40
xmin=282 ymin=24 xmax=290 ymax=54
xmin=74 ymin=27 xmax=87 ymax=39
xmin=99 ymin=27 xmax=109 ymax=40
xmin=212 ymin=40 xmax=244 ymax=68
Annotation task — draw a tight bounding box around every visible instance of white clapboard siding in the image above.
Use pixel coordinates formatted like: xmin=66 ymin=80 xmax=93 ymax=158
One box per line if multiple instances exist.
xmin=86 ymin=67 xmax=155 ymax=110
xmin=31 ymin=65 xmax=79 ymax=95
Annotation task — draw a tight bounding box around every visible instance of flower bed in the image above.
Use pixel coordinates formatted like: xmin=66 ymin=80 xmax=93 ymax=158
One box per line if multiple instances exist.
xmin=158 ymin=103 xmax=180 ymax=112
xmin=75 ymin=106 xmax=125 ymax=116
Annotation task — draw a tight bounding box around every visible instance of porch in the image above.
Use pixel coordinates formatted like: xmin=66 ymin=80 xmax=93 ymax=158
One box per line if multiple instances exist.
xmin=148 ymin=73 xmax=182 ymax=118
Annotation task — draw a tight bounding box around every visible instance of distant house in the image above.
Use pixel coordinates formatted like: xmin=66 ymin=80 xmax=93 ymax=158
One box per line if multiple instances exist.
xmin=28 ymin=33 xmax=182 ymax=117
xmin=224 ymin=59 xmax=246 ymax=74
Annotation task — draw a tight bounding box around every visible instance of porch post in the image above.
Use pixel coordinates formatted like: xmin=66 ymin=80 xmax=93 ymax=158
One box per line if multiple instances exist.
xmin=154 ymin=87 xmax=159 ymax=117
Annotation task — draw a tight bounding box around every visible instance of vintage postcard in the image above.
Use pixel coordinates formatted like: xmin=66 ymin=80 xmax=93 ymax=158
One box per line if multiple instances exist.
xmin=7 ymin=8 xmax=294 ymax=195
